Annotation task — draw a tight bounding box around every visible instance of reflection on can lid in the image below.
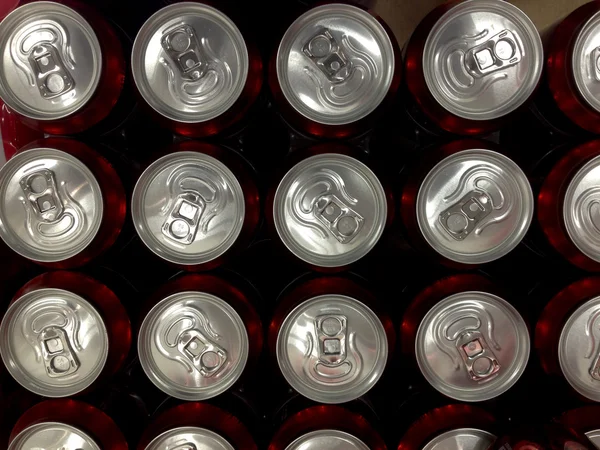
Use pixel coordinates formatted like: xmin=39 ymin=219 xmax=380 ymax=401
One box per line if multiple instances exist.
xmin=415 ymin=291 xmax=529 ymax=402
xmin=416 ymin=149 xmax=533 ymax=264
xmin=276 ymin=4 xmax=395 ymax=126
xmin=572 ymin=11 xmax=600 ymax=114
xmin=422 ymin=428 xmax=496 ymax=450
xmin=0 ymin=288 xmax=108 ymax=397
xmin=0 ymin=147 xmax=103 ymax=263
xmin=138 ymin=291 xmax=248 ymax=401
xmin=132 ymin=2 xmax=248 ymax=123
xmin=285 ymin=430 xmax=369 ymax=450
xmin=274 ymin=154 xmax=386 ymax=268
xmin=144 ymin=426 xmax=234 ymax=450
xmin=422 ymin=0 xmax=542 ymax=120
xmin=0 ymin=2 xmax=101 ymax=121
xmin=8 ymin=422 xmax=100 ymax=450
xmin=276 ymin=294 xmax=387 ymax=404
xmin=585 ymin=430 xmax=600 ymax=449
xmin=132 ymin=152 xmax=245 ymax=266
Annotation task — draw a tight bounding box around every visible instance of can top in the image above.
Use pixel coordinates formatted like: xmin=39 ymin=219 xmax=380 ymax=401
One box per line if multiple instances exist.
xmin=276 ymin=3 xmax=395 ymax=126
xmin=132 ymin=152 xmax=245 ymax=266
xmin=564 ymin=154 xmax=600 ymax=264
xmin=415 ymin=291 xmax=529 ymax=402
xmin=144 ymin=426 xmax=234 ymax=450
xmin=8 ymin=422 xmax=101 ymax=450
xmin=0 ymin=1 xmax=102 ymax=121
xmin=422 ymin=0 xmax=542 ymax=121
xmin=416 ymin=149 xmax=533 ymax=264
xmin=285 ymin=430 xmax=369 ymax=450
xmin=586 ymin=430 xmax=600 ymax=448
xmin=0 ymin=288 xmax=108 ymax=397
xmin=131 ymin=2 xmax=248 ymax=124
xmin=138 ymin=291 xmax=248 ymax=401
xmin=0 ymin=147 xmax=103 ymax=263
xmin=422 ymin=429 xmax=496 ymax=450
xmin=572 ymin=11 xmax=600 ymax=114
xmin=276 ymin=294 xmax=387 ymax=404
xmin=273 ymin=154 xmax=386 ymax=268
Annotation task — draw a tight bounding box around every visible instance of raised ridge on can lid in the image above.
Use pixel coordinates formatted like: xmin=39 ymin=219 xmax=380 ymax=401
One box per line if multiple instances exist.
xmin=145 ymin=426 xmax=234 ymax=450
xmin=131 ymin=2 xmax=248 ymax=124
xmin=8 ymin=422 xmax=101 ymax=450
xmin=285 ymin=430 xmax=370 ymax=450
xmin=138 ymin=291 xmax=249 ymax=401
xmin=273 ymin=153 xmax=386 ymax=268
xmin=564 ymin=155 xmax=600 ymax=264
xmin=131 ymin=152 xmax=245 ymax=266
xmin=586 ymin=430 xmax=600 ymax=449
xmin=416 ymin=149 xmax=533 ymax=264
xmin=276 ymin=4 xmax=395 ymax=126
xmin=0 ymin=147 xmax=103 ymax=263
xmin=422 ymin=428 xmax=496 ymax=450
xmin=415 ymin=291 xmax=529 ymax=402
xmin=276 ymin=294 xmax=387 ymax=404
xmin=422 ymin=0 xmax=542 ymax=121
xmin=0 ymin=2 xmax=102 ymax=121
xmin=572 ymin=11 xmax=600 ymax=115
xmin=0 ymin=288 xmax=109 ymax=397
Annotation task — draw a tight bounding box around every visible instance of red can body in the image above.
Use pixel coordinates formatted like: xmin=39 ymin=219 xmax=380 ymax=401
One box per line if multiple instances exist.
xmin=559 ymin=405 xmax=600 ymax=438
xmin=490 ymin=424 xmax=593 ymax=450
xmin=0 ymin=100 xmax=44 ymax=163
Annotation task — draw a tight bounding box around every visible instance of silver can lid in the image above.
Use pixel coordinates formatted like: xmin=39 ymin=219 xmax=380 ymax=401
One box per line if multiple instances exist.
xmin=572 ymin=11 xmax=600 ymax=114
xmin=563 ymin=155 xmax=600 ymax=264
xmin=416 ymin=149 xmax=533 ymax=264
xmin=276 ymin=4 xmax=395 ymax=126
xmin=415 ymin=291 xmax=529 ymax=402
xmin=273 ymin=154 xmax=386 ymax=268
xmin=0 ymin=147 xmax=103 ymax=263
xmin=144 ymin=426 xmax=234 ymax=450
xmin=138 ymin=291 xmax=249 ymax=401
xmin=0 ymin=2 xmax=101 ymax=121
xmin=276 ymin=294 xmax=387 ymax=404
xmin=131 ymin=2 xmax=248 ymax=124
xmin=131 ymin=152 xmax=245 ymax=266
xmin=422 ymin=0 xmax=542 ymax=121
xmin=285 ymin=430 xmax=369 ymax=450
xmin=0 ymin=288 xmax=109 ymax=397
xmin=422 ymin=429 xmax=496 ymax=450
xmin=8 ymin=422 xmax=100 ymax=450
xmin=586 ymin=430 xmax=600 ymax=449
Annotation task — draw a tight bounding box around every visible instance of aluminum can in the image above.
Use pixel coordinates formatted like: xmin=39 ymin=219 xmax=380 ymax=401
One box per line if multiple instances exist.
xmin=490 ymin=424 xmax=593 ymax=450
xmin=560 ymin=406 xmax=600 ymax=449
xmin=404 ymin=0 xmax=543 ymax=135
xmin=0 ymin=99 xmax=44 ymax=163
xmin=269 ymin=276 xmax=394 ymax=404
xmin=401 ymin=274 xmax=530 ymax=402
xmin=0 ymin=0 xmax=126 ymax=135
xmin=137 ymin=273 xmax=262 ymax=401
xmin=0 ymin=271 xmax=131 ymax=397
xmin=269 ymin=3 xmax=401 ymax=138
xmin=131 ymin=2 xmax=262 ymax=138
xmin=401 ymin=140 xmax=533 ymax=267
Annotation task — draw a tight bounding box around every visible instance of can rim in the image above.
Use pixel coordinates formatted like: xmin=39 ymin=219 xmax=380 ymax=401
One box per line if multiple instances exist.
xmin=285 ymin=430 xmax=370 ymax=450
xmin=8 ymin=422 xmax=101 ymax=450
xmin=572 ymin=10 xmax=600 ymax=114
xmin=144 ymin=426 xmax=234 ymax=450
xmin=421 ymin=428 xmax=496 ymax=450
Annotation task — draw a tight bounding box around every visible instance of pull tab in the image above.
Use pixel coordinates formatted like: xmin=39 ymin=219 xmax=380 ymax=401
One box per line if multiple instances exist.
xmin=178 ymin=328 xmax=227 ymax=377
xmin=314 ymin=314 xmax=351 ymax=377
xmin=464 ymin=29 xmax=522 ymax=78
xmin=162 ymin=192 xmax=205 ymax=244
xmin=589 ymin=350 xmax=600 ymax=380
xmin=39 ymin=326 xmax=79 ymax=378
xmin=161 ymin=24 xmax=207 ymax=82
xmin=456 ymin=330 xmax=500 ymax=382
xmin=20 ymin=169 xmax=64 ymax=223
xmin=172 ymin=444 xmax=197 ymax=450
xmin=592 ymin=47 xmax=600 ymax=82
xmin=314 ymin=194 xmax=364 ymax=244
xmin=28 ymin=42 xmax=75 ymax=99
xmin=439 ymin=190 xmax=492 ymax=240
xmin=303 ymin=28 xmax=351 ymax=82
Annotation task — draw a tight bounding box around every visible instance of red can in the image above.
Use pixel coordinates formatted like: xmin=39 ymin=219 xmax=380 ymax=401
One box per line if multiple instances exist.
xmin=490 ymin=424 xmax=593 ymax=450
xmin=404 ymin=0 xmax=543 ymax=135
xmin=559 ymin=406 xmax=600 ymax=447
xmin=8 ymin=399 xmax=127 ymax=450
xmin=269 ymin=2 xmax=401 ymax=138
xmin=0 ymin=99 xmax=44 ymax=163
xmin=0 ymin=0 xmax=125 ymax=135
xmin=0 ymin=271 xmax=131 ymax=398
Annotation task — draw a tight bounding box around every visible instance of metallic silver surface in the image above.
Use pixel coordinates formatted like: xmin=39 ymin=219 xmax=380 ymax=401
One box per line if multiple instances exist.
xmin=138 ymin=291 xmax=248 ymax=401
xmin=276 ymin=294 xmax=387 ymax=404
xmin=273 ymin=154 xmax=386 ymax=268
xmin=586 ymin=430 xmax=600 ymax=449
xmin=422 ymin=0 xmax=542 ymax=120
xmin=0 ymin=147 xmax=103 ymax=263
xmin=422 ymin=429 xmax=496 ymax=450
xmin=564 ymin=155 xmax=600 ymax=263
xmin=415 ymin=291 xmax=529 ymax=402
xmin=0 ymin=2 xmax=101 ymax=120
xmin=131 ymin=3 xmax=248 ymax=123
xmin=132 ymin=152 xmax=245 ymax=265
xmin=144 ymin=426 xmax=234 ymax=450
xmin=416 ymin=149 xmax=533 ymax=264
xmin=8 ymin=422 xmax=100 ymax=450
xmin=573 ymin=11 xmax=600 ymax=114
xmin=285 ymin=430 xmax=369 ymax=450
xmin=276 ymin=4 xmax=395 ymax=125
xmin=0 ymin=288 xmax=108 ymax=397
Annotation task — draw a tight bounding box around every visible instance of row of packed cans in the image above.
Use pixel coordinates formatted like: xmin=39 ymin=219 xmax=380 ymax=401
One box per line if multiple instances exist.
xmin=3 ymin=0 xmax=600 ymax=140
